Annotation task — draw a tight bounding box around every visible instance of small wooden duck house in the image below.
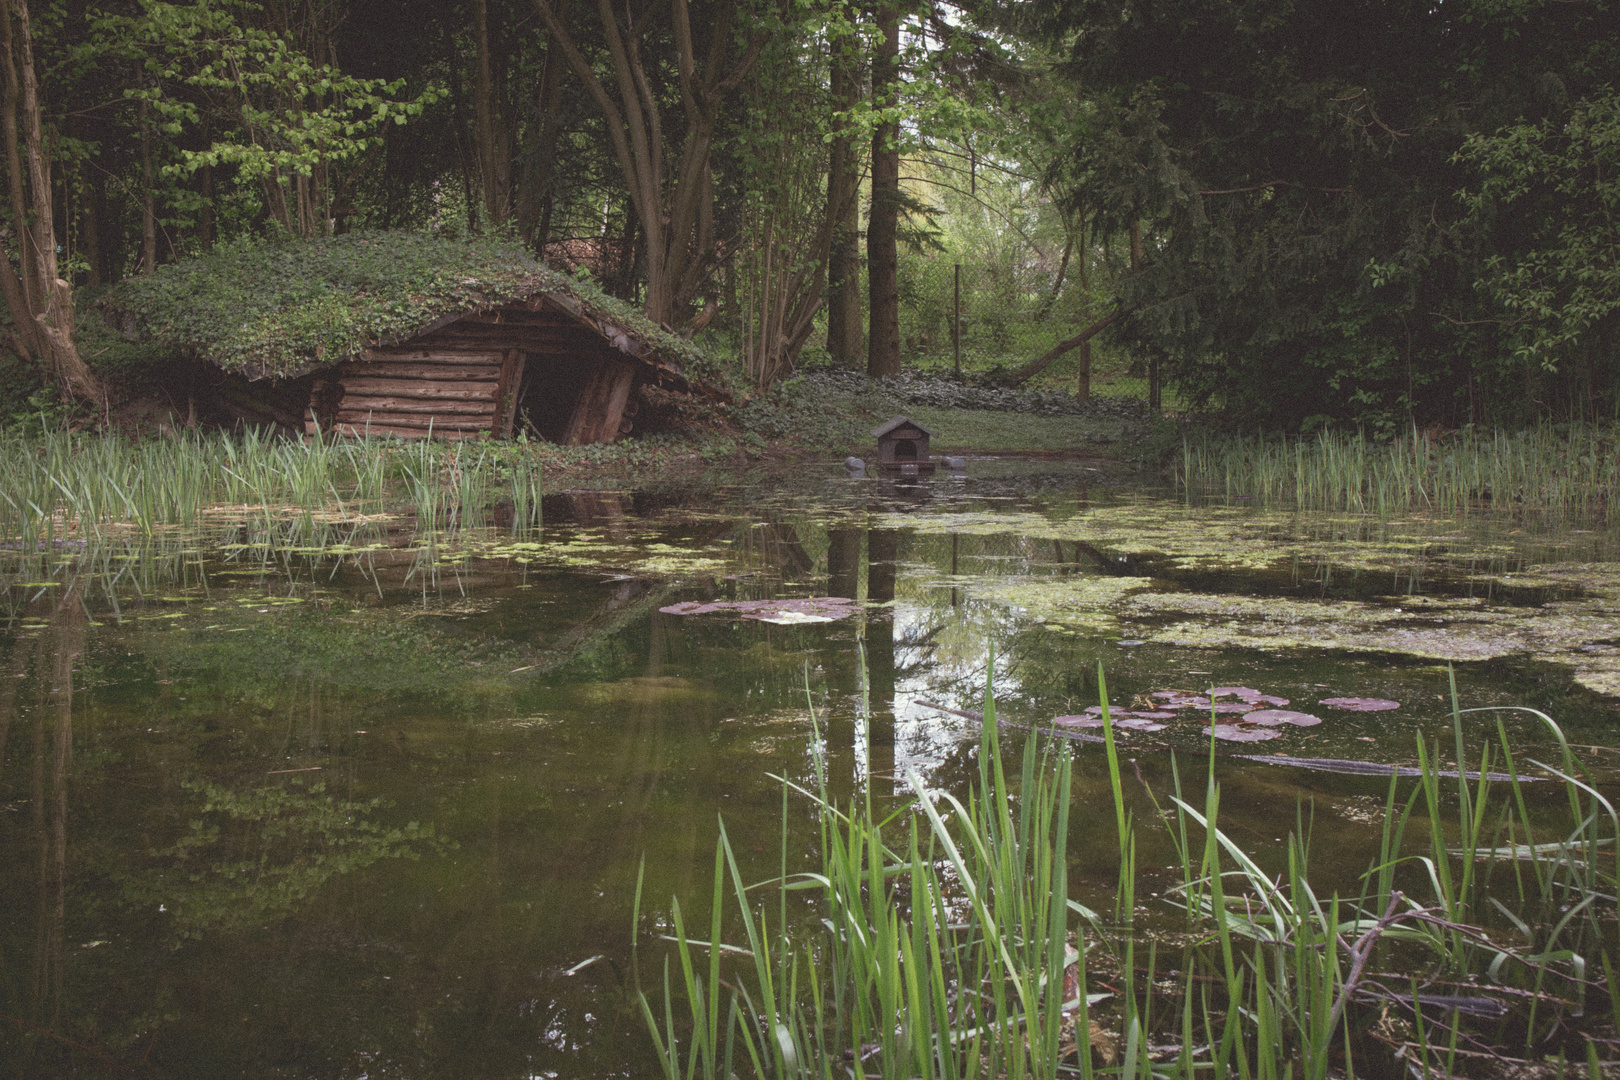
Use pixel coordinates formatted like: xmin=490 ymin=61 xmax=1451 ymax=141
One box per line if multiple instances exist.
xmin=872 ymin=415 xmax=935 ymax=473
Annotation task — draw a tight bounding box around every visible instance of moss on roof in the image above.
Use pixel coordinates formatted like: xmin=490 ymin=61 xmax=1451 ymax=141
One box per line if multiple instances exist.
xmin=102 ymin=231 xmax=727 ymax=386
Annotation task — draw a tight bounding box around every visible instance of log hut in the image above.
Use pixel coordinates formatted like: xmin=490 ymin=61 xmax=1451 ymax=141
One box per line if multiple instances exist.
xmin=103 ymin=232 xmax=730 ymax=444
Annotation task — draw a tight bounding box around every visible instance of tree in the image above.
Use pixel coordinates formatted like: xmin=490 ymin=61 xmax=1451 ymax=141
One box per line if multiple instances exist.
xmin=531 ymin=0 xmax=772 ymax=328
xmin=0 ymin=0 xmax=103 ymax=403
xmin=1459 ymin=89 xmax=1620 ymax=404
xmin=865 ymin=0 xmax=900 ymax=377
xmin=1008 ymin=0 xmax=1620 ymax=426
xmin=130 ymin=2 xmax=437 ymax=239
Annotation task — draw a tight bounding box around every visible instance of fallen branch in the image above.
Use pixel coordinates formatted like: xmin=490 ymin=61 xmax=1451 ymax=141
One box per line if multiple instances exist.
xmin=998 ymin=310 xmax=1119 ymax=387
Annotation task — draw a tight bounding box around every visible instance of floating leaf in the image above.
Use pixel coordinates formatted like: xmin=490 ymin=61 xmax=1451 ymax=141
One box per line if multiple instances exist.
xmin=659 ymin=597 xmax=859 ymax=622
xmin=1204 ymin=724 xmax=1284 ymax=742
xmin=1116 ymin=717 xmax=1168 ymax=732
xmin=1246 ymin=694 xmax=1291 ymax=707
xmin=1242 ymin=709 xmax=1322 ymax=727
xmin=1209 ymin=686 xmax=1260 ymax=698
xmin=1320 ymin=697 xmax=1401 ymax=711
xmin=1130 ymin=710 xmax=1176 ymax=720
xmin=1210 ymin=702 xmax=1255 ymax=714
xmin=1052 ymin=714 xmax=1104 ymax=728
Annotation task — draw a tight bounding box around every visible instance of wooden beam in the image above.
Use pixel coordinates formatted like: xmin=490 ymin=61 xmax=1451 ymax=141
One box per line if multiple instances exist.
xmin=328 ymin=422 xmax=486 ymax=440
xmin=338 ymin=377 xmax=498 ymax=401
xmin=338 ymin=395 xmax=495 ymax=415
xmin=342 ymin=362 xmax=501 ymax=381
xmin=563 ymin=353 xmax=637 ymax=445
xmin=492 ymin=349 xmax=527 ymax=437
xmin=361 ymin=348 xmax=507 ymax=365
xmin=334 ymin=410 xmax=495 ymax=430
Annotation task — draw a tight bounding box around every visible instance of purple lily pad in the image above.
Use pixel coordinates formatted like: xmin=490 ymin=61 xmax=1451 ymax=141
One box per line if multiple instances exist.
xmin=659 ymin=596 xmax=860 ymax=622
xmin=1130 ymin=710 xmax=1177 ymax=720
xmin=1209 ymin=686 xmax=1261 ymax=699
xmin=1243 ymin=709 xmax=1323 ymax=727
xmin=1052 ymin=715 xmax=1105 ymax=728
xmin=1246 ymin=694 xmax=1291 ymax=707
xmin=1116 ymin=718 xmax=1169 ymax=732
xmin=1210 ymin=702 xmax=1256 ymax=714
xmin=1204 ymin=724 xmax=1285 ymax=742
xmin=1320 ymin=697 xmax=1401 ymax=712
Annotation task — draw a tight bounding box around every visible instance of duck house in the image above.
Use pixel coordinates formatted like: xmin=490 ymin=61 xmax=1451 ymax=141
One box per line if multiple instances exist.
xmin=872 ymin=415 xmax=936 ymax=473
xmin=103 ymin=232 xmax=730 ymax=444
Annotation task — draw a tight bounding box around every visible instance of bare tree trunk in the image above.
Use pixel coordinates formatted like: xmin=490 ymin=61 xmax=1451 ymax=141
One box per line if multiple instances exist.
xmin=517 ymin=0 xmax=573 ymax=249
xmin=0 ymin=0 xmax=103 ymax=404
xmin=472 ymin=0 xmax=510 ymax=227
xmin=139 ymin=98 xmax=156 ymax=273
xmin=866 ymin=2 xmax=900 ymax=378
xmin=824 ymin=48 xmax=863 ymax=368
xmin=532 ymin=0 xmax=768 ymax=327
xmin=1001 ymin=310 xmax=1118 ymax=386
xmin=444 ymin=18 xmax=479 ymax=234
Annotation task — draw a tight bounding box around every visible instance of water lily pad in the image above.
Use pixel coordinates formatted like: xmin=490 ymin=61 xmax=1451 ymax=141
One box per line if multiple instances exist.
xmin=659 ymin=597 xmax=859 ymax=622
xmin=1209 ymin=686 xmax=1260 ymax=698
xmin=1130 ymin=710 xmax=1176 ymax=720
xmin=1115 ymin=717 xmax=1168 ymax=732
xmin=1210 ymin=702 xmax=1255 ymax=714
xmin=1052 ymin=714 xmax=1104 ymax=728
xmin=1242 ymin=709 xmax=1323 ymax=727
xmin=1246 ymin=694 xmax=1291 ymax=707
xmin=1320 ymin=697 xmax=1401 ymax=711
xmin=1204 ymin=724 xmax=1284 ymax=742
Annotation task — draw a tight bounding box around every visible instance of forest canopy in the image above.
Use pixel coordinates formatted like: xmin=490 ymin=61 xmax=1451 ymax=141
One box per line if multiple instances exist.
xmin=1 ymin=0 xmax=1616 ymax=429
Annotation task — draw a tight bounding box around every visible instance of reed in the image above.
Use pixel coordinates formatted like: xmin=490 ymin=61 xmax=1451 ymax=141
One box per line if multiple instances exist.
xmin=1180 ymin=423 xmax=1620 ymax=518
xmin=0 ymin=426 xmax=534 ymax=548
xmin=638 ymin=662 xmax=1620 ymax=1077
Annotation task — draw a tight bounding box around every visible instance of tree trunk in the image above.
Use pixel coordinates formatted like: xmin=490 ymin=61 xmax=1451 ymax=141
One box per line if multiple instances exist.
xmin=516 ymin=0 xmax=573 ymax=249
xmin=79 ymin=174 xmax=100 ymax=287
xmin=472 ymin=0 xmax=509 ymax=227
xmin=139 ymin=97 xmax=156 ymax=273
xmin=0 ymin=0 xmax=103 ymax=404
xmin=532 ymin=0 xmax=768 ymax=327
xmin=824 ymin=47 xmax=862 ymax=368
xmin=866 ymin=2 xmax=900 ymax=378
xmin=1001 ymin=311 xmax=1119 ymax=386
xmin=444 ymin=18 xmax=479 ymax=234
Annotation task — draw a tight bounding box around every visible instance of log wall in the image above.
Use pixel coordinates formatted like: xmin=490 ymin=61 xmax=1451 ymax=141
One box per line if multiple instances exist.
xmin=303 ymin=297 xmax=664 ymax=443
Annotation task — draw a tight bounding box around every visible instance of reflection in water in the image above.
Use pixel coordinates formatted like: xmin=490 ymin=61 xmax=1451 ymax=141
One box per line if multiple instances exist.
xmin=4 ymin=464 xmax=1620 ymax=1075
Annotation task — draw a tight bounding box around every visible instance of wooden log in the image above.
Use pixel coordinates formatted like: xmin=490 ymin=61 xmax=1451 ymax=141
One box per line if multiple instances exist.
xmin=340 ymin=362 xmax=501 ymax=381
xmin=337 ymin=377 xmax=498 ymax=400
xmin=493 ymin=349 xmax=527 ymax=437
xmin=361 ymin=348 xmax=507 ymax=365
xmin=338 ymin=395 xmax=495 ymax=415
xmin=330 ymin=422 xmax=485 ymax=440
xmin=460 ymin=310 xmax=578 ymax=327
xmin=334 ymin=410 xmax=495 ymax=430
xmin=428 ymin=337 xmax=590 ymax=355
xmin=564 ymin=353 xmax=637 ymax=445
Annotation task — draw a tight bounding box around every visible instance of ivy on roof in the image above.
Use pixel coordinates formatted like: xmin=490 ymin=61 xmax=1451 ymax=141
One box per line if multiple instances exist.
xmin=102 ymin=230 xmax=725 ymax=385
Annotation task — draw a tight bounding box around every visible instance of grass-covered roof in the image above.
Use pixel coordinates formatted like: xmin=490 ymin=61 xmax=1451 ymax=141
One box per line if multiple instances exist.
xmin=103 ymin=231 xmax=725 ymax=386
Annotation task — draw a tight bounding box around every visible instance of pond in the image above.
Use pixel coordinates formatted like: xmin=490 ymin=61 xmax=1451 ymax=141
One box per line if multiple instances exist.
xmin=5 ymin=457 xmax=1620 ymax=1077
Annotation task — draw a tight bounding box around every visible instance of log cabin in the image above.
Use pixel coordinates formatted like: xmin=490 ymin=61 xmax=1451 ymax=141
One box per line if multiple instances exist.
xmin=103 ymin=232 xmax=731 ymax=444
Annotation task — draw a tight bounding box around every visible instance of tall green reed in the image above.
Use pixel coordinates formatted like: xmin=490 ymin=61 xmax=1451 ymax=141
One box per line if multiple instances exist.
xmin=638 ymin=662 xmax=1620 ymax=1077
xmin=1181 ymin=424 xmax=1620 ymax=518
xmin=0 ymin=425 xmax=531 ymax=549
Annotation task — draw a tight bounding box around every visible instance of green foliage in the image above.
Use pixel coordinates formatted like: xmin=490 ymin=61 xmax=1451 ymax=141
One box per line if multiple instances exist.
xmin=1459 ymin=90 xmax=1620 ymax=373
xmin=101 ymin=231 xmax=724 ymax=382
xmin=1003 ymin=0 xmax=1620 ymax=427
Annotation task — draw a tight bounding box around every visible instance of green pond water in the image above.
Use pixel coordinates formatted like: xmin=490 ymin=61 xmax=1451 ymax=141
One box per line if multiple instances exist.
xmin=5 ymin=458 xmax=1620 ymax=1077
